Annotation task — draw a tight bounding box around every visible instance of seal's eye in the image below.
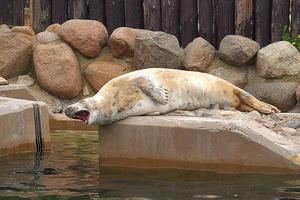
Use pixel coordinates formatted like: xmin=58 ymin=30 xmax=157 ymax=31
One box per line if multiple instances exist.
xmin=73 ymin=110 xmax=90 ymax=123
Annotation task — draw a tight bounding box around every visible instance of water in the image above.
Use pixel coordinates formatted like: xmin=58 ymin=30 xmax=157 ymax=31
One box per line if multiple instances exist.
xmin=0 ymin=131 xmax=299 ymax=200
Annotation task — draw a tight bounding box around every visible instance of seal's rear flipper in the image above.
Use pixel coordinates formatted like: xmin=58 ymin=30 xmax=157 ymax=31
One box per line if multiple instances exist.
xmin=134 ymin=77 xmax=169 ymax=105
xmin=235 ymin=89 xmax=280 ymax=114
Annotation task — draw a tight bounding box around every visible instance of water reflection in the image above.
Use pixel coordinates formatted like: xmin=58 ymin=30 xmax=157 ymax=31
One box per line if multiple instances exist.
xmin=0 ymin=131 xmax=299 ymax=199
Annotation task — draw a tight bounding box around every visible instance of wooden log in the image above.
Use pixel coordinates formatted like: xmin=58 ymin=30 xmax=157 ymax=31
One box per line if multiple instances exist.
xmin=215 ymin=0 xmax=235 ymax=47
xmin=180 ymin=0 xmax=197 ymax=47
xmin=52 ymin=0 xmax=68 ymax=24
xmin=271 ymin=0 xmax=289 ymax=42
xmin=161 ymin=0 xmax=179 ymax=38
xmin=33 ymin=0 xmax=51 ymax=32
xmin=292 ymin=0 xmax=300 ymax=37
xmin=89 ymin=0 xmax=105 ymax=24
xmin=198 ymin=0 xmax=215 ymax=46
xmin=235 ymin=0 xmax=254 ymax=39
xmin=143 ymin=0 xmax=161 ymax=31
xmin=254 ymin=0 xmax=271 ymax=47
xmin=125 ymin=0 xmax=143 ymax=28
xmin=67 ymin=0 xmax=88 ymax=19
xmin=105 ymin=0 xmax=125 ymax=34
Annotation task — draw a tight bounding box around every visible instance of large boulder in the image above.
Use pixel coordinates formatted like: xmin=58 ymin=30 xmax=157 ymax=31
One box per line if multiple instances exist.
xmin=0 ymin=27 xmax=34 ymax=79
xmin=58 ymin=19 xmax=108 ymax=58
xmin=33 ymin=42 xmax=82 ymax=99
xmin=46 ymin=23 xmax=61 ymax=34
xmin=84 ymin=61 xmax=126 ymax=92
xmin=109 ymin=27 xmax=148 ymax=58
xmin=257 ymin=41 xmax=300 ymax=79
xmin=244 ymin=82 xmax=298 ymax=112
xmin=11 ymin=26 xmax=35 ymax=37
xmin=33 ymin=31 xmax=61 ymax=49
xmin=183 ymin=37 xmax=215 ymax=72
xmin=133 ymin=31 xmax=184 ymax=69
xmin=207 ymin=57 xmax=248 ymax=88
xmin=219 ymin=35 xmax=260 ymax=67
xmin=0 ymin=24 xmax=10 ymax=32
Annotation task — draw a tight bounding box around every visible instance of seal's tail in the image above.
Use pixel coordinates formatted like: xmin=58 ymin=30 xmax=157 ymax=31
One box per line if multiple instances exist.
xmin=234 ymin=88 xmax=280 ymax=114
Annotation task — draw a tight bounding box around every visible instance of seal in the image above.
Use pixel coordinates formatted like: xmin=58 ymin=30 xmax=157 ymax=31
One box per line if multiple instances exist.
xmin=65 ymin=68 xmax=279 ymax=125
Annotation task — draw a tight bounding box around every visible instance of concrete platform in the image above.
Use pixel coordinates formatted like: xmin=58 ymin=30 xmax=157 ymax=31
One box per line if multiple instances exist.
xmin=50 ymin=113 xmax=98 ymax=131
xmin=0 ymin=97 xmax=50 ymax=155
xmin=99 ymin=114 xmax=300 ymax=173
xmin=0 ymin=84 xmax=36 ymax=101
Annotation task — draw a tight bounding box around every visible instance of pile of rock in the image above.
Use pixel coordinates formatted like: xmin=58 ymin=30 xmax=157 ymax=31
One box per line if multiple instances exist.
xmin=1 ymin=19 xmax=300 ymax=113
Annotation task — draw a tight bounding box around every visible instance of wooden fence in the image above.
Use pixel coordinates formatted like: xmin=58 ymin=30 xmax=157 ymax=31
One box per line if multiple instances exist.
xmin=1 ymin=0 xmax=300 ymax=48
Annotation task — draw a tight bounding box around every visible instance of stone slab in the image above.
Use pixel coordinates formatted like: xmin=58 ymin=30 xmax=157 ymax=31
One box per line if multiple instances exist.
xmin=0 ymin=97 xmax=50 ymax=155
xmin=50 ymin=113 xmax=98 ymax=131
xmin=0 ymin=84 xmax=36 ymax=101
xmin=99 ymin=115 xmax=300 ymax=173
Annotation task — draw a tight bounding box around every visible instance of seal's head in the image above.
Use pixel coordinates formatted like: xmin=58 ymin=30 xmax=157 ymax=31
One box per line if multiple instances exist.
xmin=64 ymin=97 xmax=98 ymax=125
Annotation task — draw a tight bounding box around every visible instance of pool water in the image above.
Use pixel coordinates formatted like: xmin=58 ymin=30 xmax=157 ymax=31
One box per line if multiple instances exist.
xmin=0 ymin=131 xmax=300 ymax=200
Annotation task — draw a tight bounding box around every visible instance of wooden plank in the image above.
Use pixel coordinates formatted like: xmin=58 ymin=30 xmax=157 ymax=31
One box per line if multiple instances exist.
xmin=143 ymin=0 xmax=161 ymax=31
xmin=52 ymin=0 xmax=68 ymax=24
xmin=291 ymin=0 xmax=300 ymax=37
xmin=67 ymin=0 xmax=88 ymax=19
xmin=271 ymin=0 xmax=289 ymax=42
xmin=0 ymin=1 xmax=14 ymax=26
xmin=254 ymin=0 xmax=271 ymax=47
xmin=215 ymin=0 xmax=235 ymax=47
xmin=105 ymin=0 xmax=125 ymax=34
xmin=33 ymin=0 xmax=51 ymax=32
xmin=89 ymin=0 xmax=105 ymax=24
xmin=198 ymin=0 xmax=215 ymax=46
xmin=235 ymin=0 xmax=254 ymax=39
xmin=13 ymin=0 xmax=25 ymax=26
xmin=125 ymin=0 xmax=143 ymax=28
xmin=161 ymin=0 xmax=179 ymax=38
xmin=180 ymin=0 xmax=197 ymax=47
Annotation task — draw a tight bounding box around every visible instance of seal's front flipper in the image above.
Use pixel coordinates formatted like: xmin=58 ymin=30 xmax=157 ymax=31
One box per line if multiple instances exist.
xmin=134 ymin=77 xmax=169 ymax=105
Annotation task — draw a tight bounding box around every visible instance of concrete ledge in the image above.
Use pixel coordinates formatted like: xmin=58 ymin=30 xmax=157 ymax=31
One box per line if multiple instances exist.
xmin=99 ymin=116 xmax=300 ymax=173
xmin=0 ymin=84 xmax=36 ymax=101
xmin=50 ymin=113 xmax=98 ymax=131
xmin=0 ymin=97 xmax=50 ymax=155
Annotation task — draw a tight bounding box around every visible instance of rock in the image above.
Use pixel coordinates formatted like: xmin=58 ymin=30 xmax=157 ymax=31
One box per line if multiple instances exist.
xmin=34 ymin=31 xmax=61 ymax=49
xmin=46 ymin=23 xmax=61 ymax=34
xmin=0 ymin=31 xmax=33 ymax=79
xmin=11 ymin=26 xmax=35 ymax=36
xmin=84 ymin=61 xmax=126 ymax=91
xmin=183 ymin=37 xmax=215 ymax=72
xmin=244 ymin=82 xmax=298 ymax=112
xmin=296 ymin=84 xmax=300 ymax=102
xmin=207 ymin=57 xmax=248 ymax=88
xmin=219 ymin=35 xmax=260 ymax=66
xmin=257 ymin=41 xmax=300 ymax=79
xmin=82 ymin=85 xmax=90 ymax=96
xmin=58 ymin=19 xmax=108 ymax=58
xmin=0 ymin=77 xmax=9 ymax=85
xmin=133 ymin=31 xmax=183 ymax=69
xmin=33 ymin=42 xmax=82 ymax=99
xmin=286 ymin=118 xmax=300 ymax=129
xmin=109 ymin=27 xmax=148 ymax=58
xmin=0 ymin=24 xmax=10 ymax=32
xmin=16 ymin=75 xmax=34 ymax=87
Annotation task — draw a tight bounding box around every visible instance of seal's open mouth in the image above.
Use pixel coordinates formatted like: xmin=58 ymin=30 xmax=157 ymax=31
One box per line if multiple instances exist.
xmin=72 ymin=110 xmax=90 ymax=123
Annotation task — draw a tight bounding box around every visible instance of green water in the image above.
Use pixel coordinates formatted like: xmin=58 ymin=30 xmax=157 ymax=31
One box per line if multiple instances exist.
xmin=0 ymin=131 xmax=299 ymax=200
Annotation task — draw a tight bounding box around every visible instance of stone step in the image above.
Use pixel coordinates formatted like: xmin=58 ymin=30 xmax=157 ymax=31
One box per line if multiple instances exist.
xmin=99 ymin=115 xmax=300 ymax=173
xmin=0 ymin=97 xmax=50 ymax=155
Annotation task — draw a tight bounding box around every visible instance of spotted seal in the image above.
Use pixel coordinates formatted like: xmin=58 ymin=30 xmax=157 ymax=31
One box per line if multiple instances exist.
xmin=65 ymin=68 xmax=279 ymax=125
